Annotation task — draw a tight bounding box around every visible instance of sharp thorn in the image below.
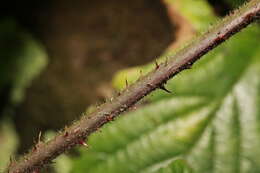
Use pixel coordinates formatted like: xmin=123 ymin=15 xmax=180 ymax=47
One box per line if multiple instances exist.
xmin=159 ymin=85 xmax=171 ymax=93
xmin=79 ymin=140 xmax=88 ymax=147
xmin=155 ymin=61 xmax=159 ymax=69
xmin=165 ymin=57 xmax=169 ymax=66
xmin=38 ymin=131 xmax=42 ymax=143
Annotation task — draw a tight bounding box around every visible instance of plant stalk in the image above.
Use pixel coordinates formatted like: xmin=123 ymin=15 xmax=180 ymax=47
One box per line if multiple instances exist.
xmin=7 ymin=0 xmax=260 ymax=172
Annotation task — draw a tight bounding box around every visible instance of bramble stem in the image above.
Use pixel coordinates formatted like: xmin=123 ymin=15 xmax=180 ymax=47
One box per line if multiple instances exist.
xmin=7 ymin=0 xmax=260 ymax=172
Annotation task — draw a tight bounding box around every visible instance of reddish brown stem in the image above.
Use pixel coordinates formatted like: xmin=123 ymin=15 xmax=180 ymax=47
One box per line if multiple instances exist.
xmin=7 ymin=0 xmax=260 ymax=172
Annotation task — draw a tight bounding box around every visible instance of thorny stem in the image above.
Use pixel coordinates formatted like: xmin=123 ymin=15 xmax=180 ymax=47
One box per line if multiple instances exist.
xmin=7 ymin=0 xmax=260 ymax=172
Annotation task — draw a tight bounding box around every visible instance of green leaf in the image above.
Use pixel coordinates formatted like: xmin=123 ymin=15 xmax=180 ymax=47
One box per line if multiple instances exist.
xmin=145 ymin=158 xmax=193 ymax=173
xmin=71 ymin=1 xmax=260 ymax=173
xmin=72 ymin=97 xmax=217 ymax=173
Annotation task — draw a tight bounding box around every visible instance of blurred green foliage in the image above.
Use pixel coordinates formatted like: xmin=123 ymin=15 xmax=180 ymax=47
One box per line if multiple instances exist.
xmin=0 ymin=18 xmax=47 ymax=105
xmin=0 ymin=120 xmax=18 ymax=171
xmin=152 ymin=159 xmax=193 ymax=173
xmin=72 ymin=0 xmax=260 ymax=172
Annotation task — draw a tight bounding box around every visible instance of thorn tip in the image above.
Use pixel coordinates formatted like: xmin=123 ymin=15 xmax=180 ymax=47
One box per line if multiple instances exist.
xmin=78 ymin=140 xmax=88 ymax=147
xmin=159 ymin=85 xmax=171 ymax=93
xmin=155 ymin=61 xmax=159 ymax=69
